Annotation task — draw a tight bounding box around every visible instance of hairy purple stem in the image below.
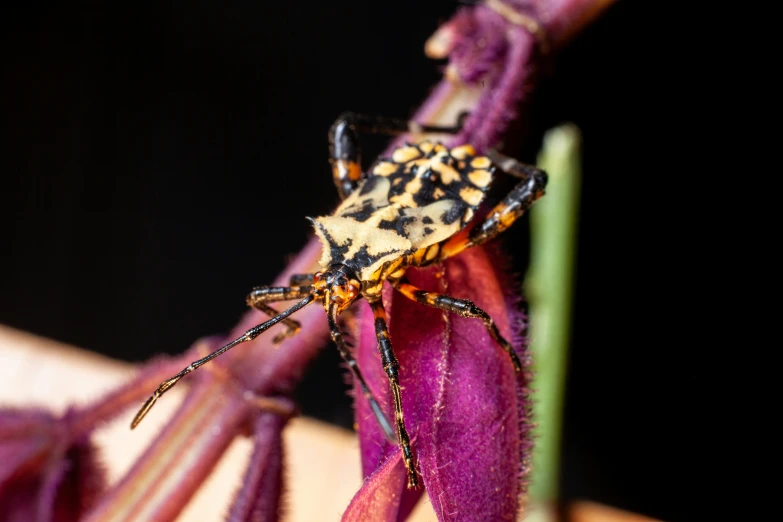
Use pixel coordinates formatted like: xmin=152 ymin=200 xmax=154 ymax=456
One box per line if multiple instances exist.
xmin=226 ymin=410 xmax=289 ymax=522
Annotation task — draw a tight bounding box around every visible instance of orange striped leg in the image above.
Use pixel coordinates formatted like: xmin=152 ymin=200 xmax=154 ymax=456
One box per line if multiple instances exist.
xmin=324 ymin=305 xmax=396 ymax=445
xmin=392 ymin=278 xmax=522 ymax=372
xmin=438 ymin=150 xmax=548 ymax=260
xmin=131 ymin=295 xmax=315 ymax=429
xmin=328 ymin=111 xmax=469 ymax=199
xmin=245 ymin=285 xmax=313 ymax=344
xmin=369 ymin=298 xmax=419 ymax=488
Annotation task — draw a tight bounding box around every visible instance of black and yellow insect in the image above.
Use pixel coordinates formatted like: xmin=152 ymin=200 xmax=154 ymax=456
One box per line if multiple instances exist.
xmin=130 ymin=112 xmax=548 ymax=489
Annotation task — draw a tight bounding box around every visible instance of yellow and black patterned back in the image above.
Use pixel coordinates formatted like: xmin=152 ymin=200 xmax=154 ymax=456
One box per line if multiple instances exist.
xmin=310 ymin=141 xmax=494 ymax=281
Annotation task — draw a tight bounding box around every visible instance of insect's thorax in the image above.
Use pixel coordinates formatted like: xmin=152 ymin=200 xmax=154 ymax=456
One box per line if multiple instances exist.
xmin=309 ymin=141 xmax=494 ymax=282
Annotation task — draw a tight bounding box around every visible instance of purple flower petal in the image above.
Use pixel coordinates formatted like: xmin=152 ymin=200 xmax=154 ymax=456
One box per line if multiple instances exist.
xmin=350 ymin=245 xmax=532 ymax=522
xmin=341 ymin=450 xmax=409 ymax=522
xmin=415 ymin=248 xmax=532 ymax=521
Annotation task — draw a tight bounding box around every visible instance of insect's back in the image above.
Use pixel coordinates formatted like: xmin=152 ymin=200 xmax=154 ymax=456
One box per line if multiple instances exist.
xmin=310 ymin=141 xmax=494 ymax=280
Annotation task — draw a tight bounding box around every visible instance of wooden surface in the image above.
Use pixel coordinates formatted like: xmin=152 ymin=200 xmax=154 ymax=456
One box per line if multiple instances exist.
xmin=0 ymin=324 xmax=660 ymax=522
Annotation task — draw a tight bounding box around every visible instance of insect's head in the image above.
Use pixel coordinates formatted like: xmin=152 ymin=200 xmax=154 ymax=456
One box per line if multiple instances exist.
xmin=312 ymin=264 xmax=361 ymax=316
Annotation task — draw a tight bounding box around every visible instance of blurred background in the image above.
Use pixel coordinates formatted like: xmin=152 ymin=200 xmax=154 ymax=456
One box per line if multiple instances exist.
xmin=1 ymin=2 xmax=700 ymax=521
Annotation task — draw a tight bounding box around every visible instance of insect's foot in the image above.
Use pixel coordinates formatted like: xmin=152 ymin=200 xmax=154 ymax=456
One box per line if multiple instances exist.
xmin=498 ymin=339 xmax=523 ymax=372
xmin=508 ymin=347 xmax=522 ymax=372
xmin=130 ymin=393 xmax=158 ymax=429
xmin=512 ymin=357 xmax=522 ymax=372
xmin=406 ymin=469 xmax=420 ymax=489
xmin=455 ymin=110 xmax=470 ymax=129
xmin=401 ymin=445 xmax=419 ymax=488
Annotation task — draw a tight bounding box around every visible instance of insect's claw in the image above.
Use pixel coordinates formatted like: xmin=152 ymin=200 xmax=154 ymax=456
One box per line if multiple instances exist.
xmin=509 ymin=349 xmax=523 ymax=372
xmin=456 ymin=110 xmax=470 ymax=128
xmin=131 ymin=394 xmax=158 ymax=429
xmin=407 ymin=470 xmax=419 ymax=489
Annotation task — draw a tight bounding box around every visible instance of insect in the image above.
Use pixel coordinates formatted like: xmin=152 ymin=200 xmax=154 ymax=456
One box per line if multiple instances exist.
xmin=130 ymin=111 xmax=548 ymax=489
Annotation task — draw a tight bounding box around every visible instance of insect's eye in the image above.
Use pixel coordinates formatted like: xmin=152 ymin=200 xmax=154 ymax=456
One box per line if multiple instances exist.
xmin=313 ymin=272 xmax=322 ymax=282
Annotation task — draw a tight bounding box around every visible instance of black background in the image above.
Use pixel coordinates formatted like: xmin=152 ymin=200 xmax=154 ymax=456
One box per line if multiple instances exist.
xmin=1 ymin=2 xmax=702 ymax=521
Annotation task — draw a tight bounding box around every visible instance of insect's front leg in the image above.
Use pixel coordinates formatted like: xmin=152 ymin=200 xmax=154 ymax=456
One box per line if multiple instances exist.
xmin=367 ymin=298 xmax=419 ymax=488
xmin=131 ymin=294 xmax=315 ymax=429
xmin=288 ymin=272 xmax=316 ymax=286
xmin=438 ymin=150 xmax=548 ymax=260
xmin=392 ymin=277 xmax=523 ymax=372
xmin=328 ymin=111 xmax=468 ymax=200
xmin=246 ymin=285 xmax=313 ymax=344
xmin=324 ymin=305 xmax=397 ymax=445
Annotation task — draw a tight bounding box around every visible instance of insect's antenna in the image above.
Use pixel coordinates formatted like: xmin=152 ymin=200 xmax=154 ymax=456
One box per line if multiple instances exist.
xmin=327 ymin=304 xmax=397 ymax=443
xmin=131 ymin=293 xmax=316 ymax=429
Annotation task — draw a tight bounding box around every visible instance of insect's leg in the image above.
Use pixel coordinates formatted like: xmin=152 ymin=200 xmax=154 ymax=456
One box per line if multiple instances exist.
xmin=391 ymin=278 xmax=522 ymax=372
xmin=288 ymin=273 xmax=316 ymax=286
xmin=325 ymin=306 xmax=397 ymax=444
xmin=246 ymin=285 xmax=313 ymax=306
xmin=366 ymin=298 xmax=418 ymax=489
xmin=131 ymin=294 xmax=315 ymax=429
xmin=329 ymin=111 xmax=469 ymax=199
xmin=438 ymin=150 xmax=548 ymax=260
xmin=246 ymin=285 xmax=313 ymax=344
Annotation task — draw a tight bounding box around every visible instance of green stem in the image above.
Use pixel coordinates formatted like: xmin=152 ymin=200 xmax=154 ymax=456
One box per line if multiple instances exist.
xmin=526 ymin=124 xmax=582 ymax=504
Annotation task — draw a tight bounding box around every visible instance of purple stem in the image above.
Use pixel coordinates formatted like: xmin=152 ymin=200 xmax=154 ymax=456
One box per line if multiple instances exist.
xmin=225 ymin=411 xmax=289 ymax=522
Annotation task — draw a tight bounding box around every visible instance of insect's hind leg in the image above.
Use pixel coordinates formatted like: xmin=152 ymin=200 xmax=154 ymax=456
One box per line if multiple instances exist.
xmin=329 ymin=111 xmax=469 ymax=200
xmin=438 ymin=149 xmax=548 ymax=260
xmin=246 ymin=284 xmax=313 ymax=344
xmin=392 ymin=277 xmax=523 ymax=372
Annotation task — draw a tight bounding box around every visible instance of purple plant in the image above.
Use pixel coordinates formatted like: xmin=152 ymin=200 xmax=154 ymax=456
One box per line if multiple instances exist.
xmin=0 ymin=1 xmax=614 ymax=521
xmin=344 ymin=246 xmax=531 ymax=521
